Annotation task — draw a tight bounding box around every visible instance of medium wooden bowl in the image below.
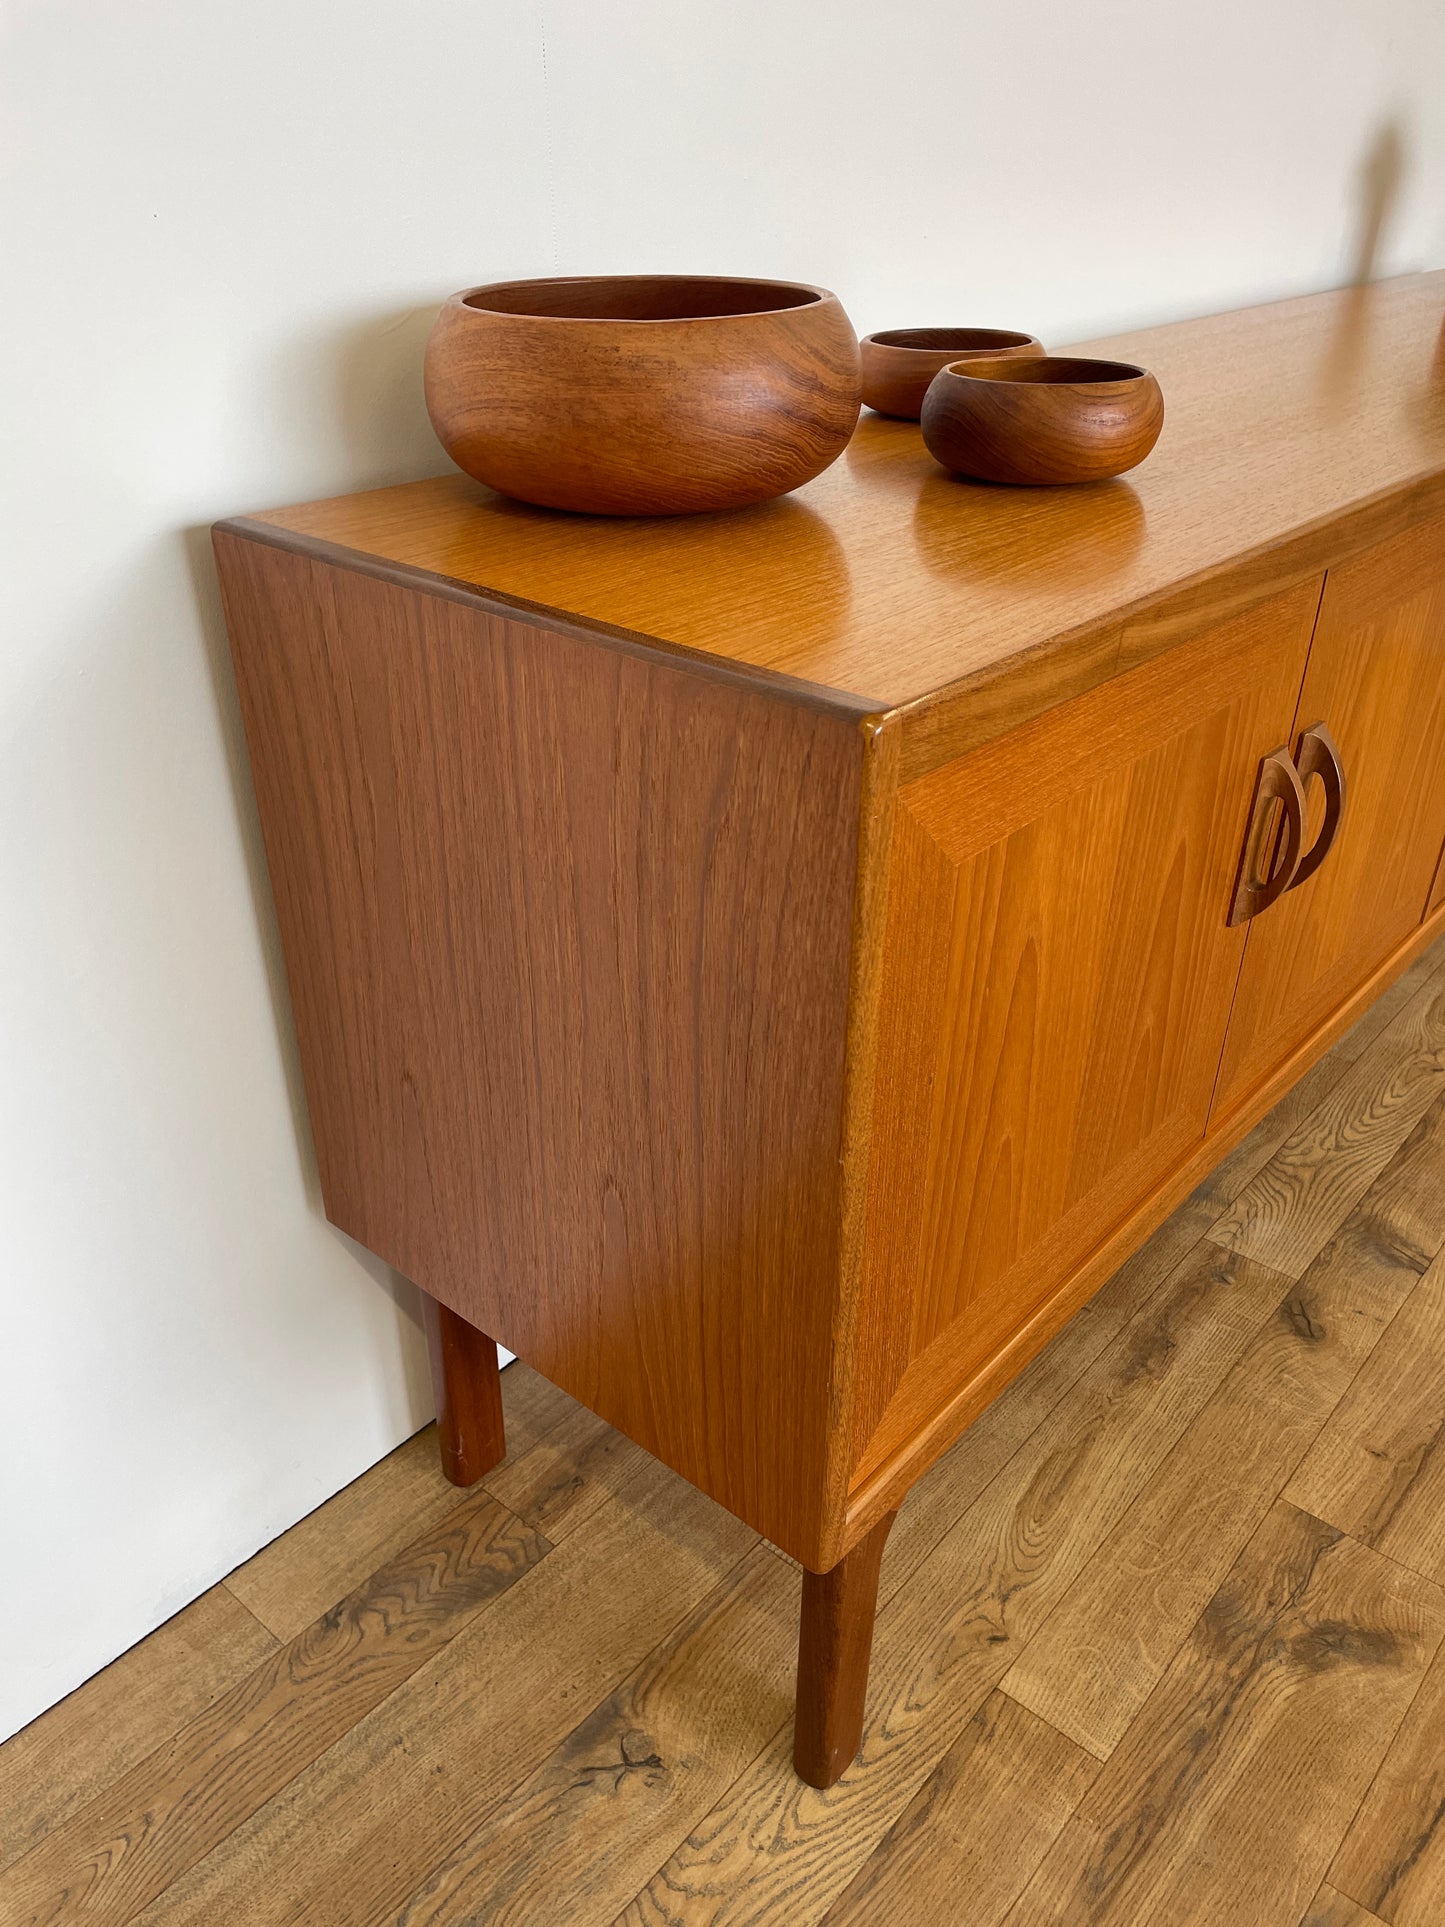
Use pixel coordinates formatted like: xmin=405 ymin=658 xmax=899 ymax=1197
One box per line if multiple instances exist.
xmin=424 ymin=274 xmax=862 ymax=515
xmin=921 ymin=355 xmax=1165 ymax=484
xmin=860 ymin=327 xmax=1043 ymax=419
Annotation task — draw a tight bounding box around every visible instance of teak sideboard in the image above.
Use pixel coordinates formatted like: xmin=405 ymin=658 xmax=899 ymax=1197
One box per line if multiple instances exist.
xmin=215 ymin=273 xmax=1445 ymax=1787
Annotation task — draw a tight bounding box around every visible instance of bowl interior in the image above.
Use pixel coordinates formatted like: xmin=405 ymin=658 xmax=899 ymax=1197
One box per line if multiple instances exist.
xmin=870 ymin=327 xmax=1035 ymax=353
xmin=945 ymin=355 xmax=1147 ymax=386
xmin=463 ymin=276 xmax=824 ymax=321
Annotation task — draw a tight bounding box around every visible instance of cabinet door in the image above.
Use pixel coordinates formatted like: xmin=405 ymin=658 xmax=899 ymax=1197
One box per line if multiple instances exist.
xmin=1214 ymin=516 xmax=1445 ymax=1117
xmin=851 ymin=580 xmax=1320 ymax=1480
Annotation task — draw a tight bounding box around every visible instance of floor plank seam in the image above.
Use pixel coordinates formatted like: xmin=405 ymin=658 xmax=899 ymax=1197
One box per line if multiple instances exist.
xmin=215 ymin=1577 xmax=301 ymax=1648
xmin=1199 ymin=1225 xmax=1296 ymax=1269
xmin=1329 ymin=1521 xmax=1445 ymax=1600
xmin=992 ymin=1678 xmax=1115 ymax=1765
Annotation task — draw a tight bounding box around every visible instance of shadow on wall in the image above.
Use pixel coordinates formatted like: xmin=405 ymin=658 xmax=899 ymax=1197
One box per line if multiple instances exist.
xmin=180 ymin=339 xmax=451 ymax=1418
xmin=183 ymin=518 xmax=434 ymax=1415
xmin=177 ymin=294 xmax=455 ymax=1174
xmin=1323 ymin=117 xmax=1409 ymax=408
xmin=181 ymin=525 xmax=317 ymax=1204
xmin=1348 ymin=118 xmax=1407 ymax=288
xmin=180 ymin=295 xmax=466 ymax=1413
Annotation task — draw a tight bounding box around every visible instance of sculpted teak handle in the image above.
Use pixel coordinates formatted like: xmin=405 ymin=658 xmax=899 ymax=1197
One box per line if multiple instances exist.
xmin=1287 ymin=721 xmax=1348 ymax=891
xmin=1228 ymin=746 xmax=1308 ymax=927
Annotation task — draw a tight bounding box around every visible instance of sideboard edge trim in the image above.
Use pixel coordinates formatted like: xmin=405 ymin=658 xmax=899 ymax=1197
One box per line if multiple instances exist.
xmin=213 ymin=516 xmax=889 ymax=726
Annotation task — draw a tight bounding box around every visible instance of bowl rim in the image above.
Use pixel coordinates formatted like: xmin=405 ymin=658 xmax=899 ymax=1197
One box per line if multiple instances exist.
xmin=451 ymin=274 xmax=837 ymax=323
xmin=936 ymin=354 xmax=1153 ymax=390
xmin=862 ymin=327 xmax=1041 ymax=353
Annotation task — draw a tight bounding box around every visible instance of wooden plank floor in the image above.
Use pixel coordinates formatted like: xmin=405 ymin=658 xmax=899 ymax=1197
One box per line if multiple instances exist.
xmin=7 ymin=938 xmax=1445 ymax=1926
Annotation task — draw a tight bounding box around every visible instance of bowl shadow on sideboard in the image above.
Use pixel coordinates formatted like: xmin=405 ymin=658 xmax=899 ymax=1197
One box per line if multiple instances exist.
xmin=910 ymin=469 xmax=1148 ymax=592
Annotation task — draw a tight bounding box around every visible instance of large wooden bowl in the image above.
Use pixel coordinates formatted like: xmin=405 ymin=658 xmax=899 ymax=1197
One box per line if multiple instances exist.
xmin=424 ymin=275 xmax=862 ymax=515
xmin=921 ymin=354 xmax=1165 ymax=484
xmin=860 ymin=327 xmax=1043 ymax=419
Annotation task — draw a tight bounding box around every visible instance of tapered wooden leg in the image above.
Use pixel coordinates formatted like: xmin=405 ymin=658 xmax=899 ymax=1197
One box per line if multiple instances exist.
xmin=421 ymin=1293 xmax=506 ymax=1486
xmin=793 ymin=1509 xmax=897 ymax=1788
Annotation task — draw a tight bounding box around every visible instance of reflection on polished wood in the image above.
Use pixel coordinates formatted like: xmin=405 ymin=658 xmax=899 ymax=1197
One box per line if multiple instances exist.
xmin=909 ymin=470 xmax=1148 ymax=591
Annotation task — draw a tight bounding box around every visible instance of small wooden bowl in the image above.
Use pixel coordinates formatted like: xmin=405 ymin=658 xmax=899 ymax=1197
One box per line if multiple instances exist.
xmin=921 ymin=355 xmax=1165 ymax=484
xmin=860 ymin=328 xmax=1044 ymax=419
xmin=424 ymin=274 xmax=862 ymax=516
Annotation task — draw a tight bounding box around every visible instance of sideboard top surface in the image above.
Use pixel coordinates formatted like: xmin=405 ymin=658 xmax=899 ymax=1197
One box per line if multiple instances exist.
xmin=241 ymin=273 xmax=1445 ymax=721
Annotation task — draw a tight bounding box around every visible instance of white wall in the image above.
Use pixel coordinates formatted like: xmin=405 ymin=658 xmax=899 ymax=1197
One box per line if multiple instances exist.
xmin=2 ymin=0 xmax=1442 ymax=1742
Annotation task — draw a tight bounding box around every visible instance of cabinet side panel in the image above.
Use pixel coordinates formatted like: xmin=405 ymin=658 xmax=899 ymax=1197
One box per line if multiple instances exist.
xmin=214 ymin=531 xmax=862 ymax=1562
